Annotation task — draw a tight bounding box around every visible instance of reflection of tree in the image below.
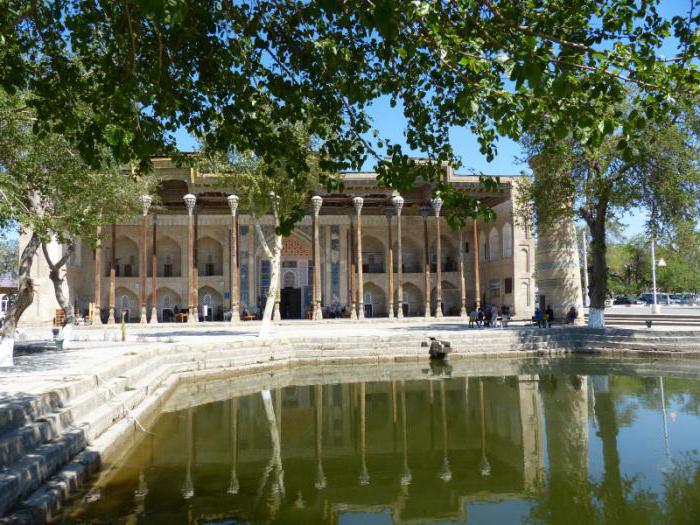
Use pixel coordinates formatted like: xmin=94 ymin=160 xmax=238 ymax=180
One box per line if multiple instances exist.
xmin=527 ymin=375 xmax=595 ymax=524
xmin=663 ymin=452 xmax=700 ymax=525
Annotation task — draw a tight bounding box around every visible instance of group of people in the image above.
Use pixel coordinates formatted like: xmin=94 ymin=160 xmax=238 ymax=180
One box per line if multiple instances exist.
xmin=533 ymin=305 xmax=579 ymax=327
xmin=467 ymin=304 xmax=510 ymax=328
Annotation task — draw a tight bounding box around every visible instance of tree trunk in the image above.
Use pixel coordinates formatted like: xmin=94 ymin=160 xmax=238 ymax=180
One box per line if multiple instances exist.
xmin=0 ymin=233 xmax=41 ymax=366
xmin=255 ymin=219 xmax=282 ymax=339
xmin=42 ymin=242 xmax=76 ymax=348
xmin=587 ymin=217 xmax=608 ymax=328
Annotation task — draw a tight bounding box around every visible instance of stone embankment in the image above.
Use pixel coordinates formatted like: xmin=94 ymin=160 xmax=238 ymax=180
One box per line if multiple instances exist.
xmin=1 ymin=326 xmax=700 ymax=523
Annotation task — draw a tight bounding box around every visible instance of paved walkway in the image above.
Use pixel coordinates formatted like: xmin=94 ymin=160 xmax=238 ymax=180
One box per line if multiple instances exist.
xmin=4 ymin=317 xmax=700 ymax=395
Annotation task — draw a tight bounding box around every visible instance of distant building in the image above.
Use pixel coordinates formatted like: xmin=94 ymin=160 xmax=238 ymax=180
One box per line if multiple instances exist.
xmin=0 ymin=275 xmax=18 ymax=323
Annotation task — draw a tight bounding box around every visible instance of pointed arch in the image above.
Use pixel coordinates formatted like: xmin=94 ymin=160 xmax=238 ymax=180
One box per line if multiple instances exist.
xmin=197 ymin=236 xmax=223 ymax=276
xmin=156 ymin=236 xmax=182 ymax=277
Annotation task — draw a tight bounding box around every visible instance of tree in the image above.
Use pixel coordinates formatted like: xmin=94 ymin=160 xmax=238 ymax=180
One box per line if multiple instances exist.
xmin=519 ymin=107 xmax=700 ymax=327
xmin=0 ymin=89 xmax=150 ymax=364
xmin=1 ymin=1 xmax=698 ymax=228
xmin=200 ymin=122 xmax=333 ymax=337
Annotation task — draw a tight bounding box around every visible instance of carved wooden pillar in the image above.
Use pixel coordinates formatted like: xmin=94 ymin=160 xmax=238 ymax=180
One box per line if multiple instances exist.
xmin=108 ymin=223 xmax=116 ymax=324
xmin=93 ymin=225 xmax=103 ymax=325
xmin=458 ymin=227 xmax=467 ymax=317
xmin=472 ymin=218 xmax=481 ymax=309
xmin=433 ymin=197 xmax=443 ymax=318
xmin=139 ymin=195 xmax=152 ymax=324
xmin=392 ymin=195 xmax=404 ymax=318
xmin=312 ymin=196 xmax=323 ymax=320
xmin=228 ymin=195 xmax=240 ymax=323
xmin=353 ymin=197 xmax=364 ymax=320
xmin=385 ymin=208 xmax=394 ymax=319
xmin=349 ymin=214 xmax=357 ymax=321
xmin=184 ymin=193 xmax=197 ymax=324
xmin=150 ymin=216 xmax=158 ymax=323
xmin=421 ymin=208 xmax=431 ymax=318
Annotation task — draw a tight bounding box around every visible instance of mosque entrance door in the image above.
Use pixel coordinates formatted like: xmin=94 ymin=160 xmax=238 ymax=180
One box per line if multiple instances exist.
xmin=281 ymin=287 xmax=302 ymax=319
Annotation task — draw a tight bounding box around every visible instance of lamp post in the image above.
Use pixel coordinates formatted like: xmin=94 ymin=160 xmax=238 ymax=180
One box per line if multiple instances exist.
xmin=650 ymin=239 xmax=666 ymax=314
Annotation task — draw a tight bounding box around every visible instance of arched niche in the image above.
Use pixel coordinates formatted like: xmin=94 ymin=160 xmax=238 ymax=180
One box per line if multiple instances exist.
xmin=362 ymin=235 xmax=385 ymax=273
xmin=156 ymin=236 xmax=182 ymax=277
xmin=198 ymin=285 xmax=223 ymax=321
xmin=113 ymin=237 xmax=139 ymax=277
xmin=197 ymin=237 xmax=223 ymax=276
xmin=402 ymin=282 xmax=422 ymax=317
xmin=115 ymin=286 xmax=139 ymax=322
xmin=363 ymin=282 xmax=386 ymax=317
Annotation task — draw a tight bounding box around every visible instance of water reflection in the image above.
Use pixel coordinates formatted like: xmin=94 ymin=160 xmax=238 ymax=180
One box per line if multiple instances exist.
xmin=58 ymin=361 xmax=700 ymax=524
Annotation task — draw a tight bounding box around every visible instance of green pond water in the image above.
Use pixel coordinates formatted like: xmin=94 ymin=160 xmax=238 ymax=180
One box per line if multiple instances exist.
xmin=57 ymin=357 xmax=700 ymax=524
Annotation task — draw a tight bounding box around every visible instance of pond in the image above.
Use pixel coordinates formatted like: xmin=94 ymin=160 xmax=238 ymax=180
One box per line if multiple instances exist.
xmin=57 ymin=356 xmax=700 ymax=524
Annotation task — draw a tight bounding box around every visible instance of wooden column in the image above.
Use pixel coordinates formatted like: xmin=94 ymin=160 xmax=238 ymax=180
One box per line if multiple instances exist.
xmin=228 ymin=195 xmax=240 ymax=323
xmin=108 ymin=223 xmax=116 ymax=324
xmin=385 ymin=209 xmax=394 ymax=319
xmin=311 ymin=196 xmax=323 ymax=320
xmin=458 ymin=227 xmax=467 ymax=317
xmin=353 ymin=197 xmax=364 ymax=320
xmin=139 ymin=195 xmax=152 ymax=324
xmin=472 ymin=218 xmax=481 ymax=309
xmin=421 ymin=208 xmax=431 ymax=318
xmin=392 ymin=195 xmax=404 ymax=319
xmin=93 ymin=225 xmax=103 ymax=325
xmin=184 ymin=194 xmax=197 ymax=324
xmin=349 ymin=214 xmax=357 ymax=320
xmin=193 ymin=206 xmax=199 ymax=322
xmin=150 ymin=216 xmax=158 ymax=323
xmin=433 ymin=198 xmax=443 ymax=318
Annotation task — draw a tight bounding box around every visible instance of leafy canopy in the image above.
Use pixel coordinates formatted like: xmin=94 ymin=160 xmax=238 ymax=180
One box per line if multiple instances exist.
xmin=0 ymin=89 xmax=151 ymax=246
xmin=2 ymin=0 xmax=698 ymax=224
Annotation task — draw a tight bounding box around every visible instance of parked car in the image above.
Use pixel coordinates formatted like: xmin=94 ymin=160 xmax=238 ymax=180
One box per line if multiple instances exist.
xmin=638 ymin=292 xmax=672 ymax=305
xmin=613 ymin=296 xmax=642 ymax=305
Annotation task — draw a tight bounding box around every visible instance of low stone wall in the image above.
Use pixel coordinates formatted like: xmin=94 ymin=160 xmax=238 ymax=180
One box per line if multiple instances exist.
xmin=3 ymin=326 xmax=700 ymax=523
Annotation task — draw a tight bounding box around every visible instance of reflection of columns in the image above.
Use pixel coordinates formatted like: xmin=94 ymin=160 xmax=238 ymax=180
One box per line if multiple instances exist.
xmin=518 ymin=375 xmax=545 ymax=493
xmin=184 ymin=194 xmax=197 ymax=324
xmin=349 ymin=214 xmax=357 ymax=321
xmin=659 ymin=377 xmax=671 ymax=462
xmin=108 ymin=223 xmax=116 ymax=324
xmin=439 ymin=381 xmax=452 ymax=482
xmin=228 ymin=195 xmax=240 ymax=324
xmin=472 ymin=219 xmax=481 ymax=309
xmin=421 ymin=208 xmax=431 ymax=318
xmin=432 ymin=198 xmax=443 ymax=318
xmin=458 ymin=227 xmax=467 ymax=317
xmin=94 ymin=225 xmax=103 ymax=325
xmin=479 ymin=380 xmax=491 ymax=476
xmin=400 ymin=381 xmax=411 ymax=486
xmin=150 ymin=217 xmax=158 ymax=323
xmin=359 ymin=382 xmax=369 ymax=485
xmin=353 ymin=197 xmax=365 ymax=320
xmin=227 ymin=398 xmax=239 ymax=494
xmin=182 ymin=407 xmax=194 ymax=499
xmin=312 ymin=196 xmax=323 ymax=320
xmin=139 ymin=195 xmax=152 ymax=324
xmin=392 ymin=195 xmax=404 ymax=319
xmin=385 ymin=209 xmax=394 ymax=319
xmin=314 ymin=384 xmax=326 ymax=489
